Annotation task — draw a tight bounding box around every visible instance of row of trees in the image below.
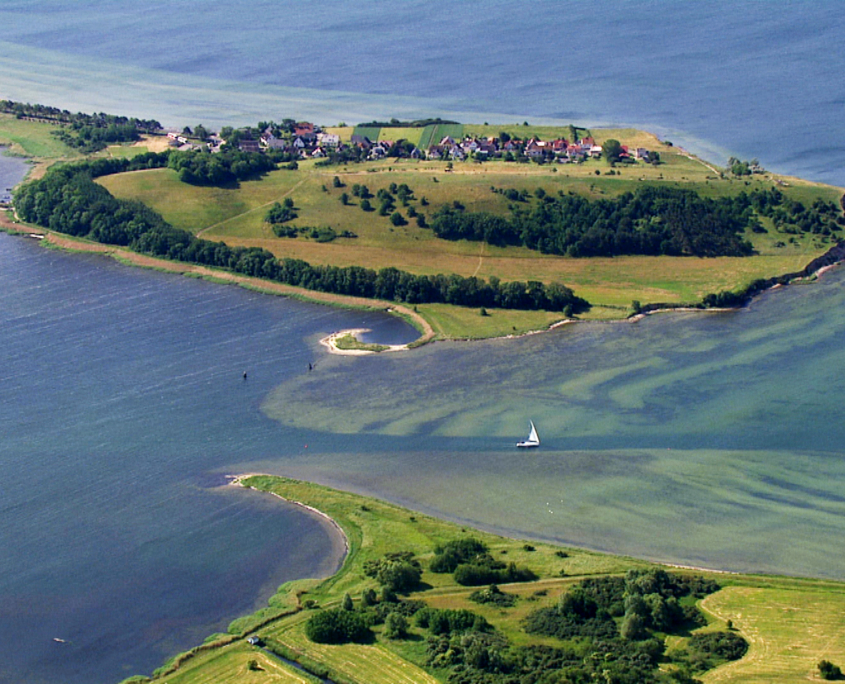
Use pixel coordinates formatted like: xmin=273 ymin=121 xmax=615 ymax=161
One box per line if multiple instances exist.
xmin=14 ymin=161 xmax=588 ymax=313
xmin=431 ymin=186 xmax=760 ymax=258
xmin=0 ymin=99 xmax=161 ymax=132
xmin=52 ymin=123 xmax=142 ymax=153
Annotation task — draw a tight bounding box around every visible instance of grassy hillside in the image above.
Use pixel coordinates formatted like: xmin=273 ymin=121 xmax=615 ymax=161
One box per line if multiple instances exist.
xmin=124 ymin=476 xmax=845 ymax=684
xmin=7 ymin=115 xmax=843 ymax=337
xmin=99 ymin=127 xmax=842 ymax=318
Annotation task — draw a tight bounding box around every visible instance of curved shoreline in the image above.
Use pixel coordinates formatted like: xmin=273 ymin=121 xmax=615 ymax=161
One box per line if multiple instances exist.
xmin=4 ymin=207 xmax=845 ymax=358
xmin=229 ymin=473 xmax=350 ymax=564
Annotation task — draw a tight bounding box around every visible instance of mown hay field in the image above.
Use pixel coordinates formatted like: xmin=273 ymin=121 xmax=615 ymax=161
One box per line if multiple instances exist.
xmin=700 ymin=580 xmax=845 ymax=684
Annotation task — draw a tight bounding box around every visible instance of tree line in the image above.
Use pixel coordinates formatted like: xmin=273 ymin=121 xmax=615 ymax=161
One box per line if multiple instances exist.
xmin=0 ymin=99 xmax=162 ymax=132
xmin=13 ymin=161 xmax=589 ymax=314
xmin=431 ymin=185 xmax=766 ymax=258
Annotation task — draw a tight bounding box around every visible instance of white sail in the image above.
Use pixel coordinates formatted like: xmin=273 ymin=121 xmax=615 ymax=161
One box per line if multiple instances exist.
xmin=517 ymin=420 xmax=540 ymax=448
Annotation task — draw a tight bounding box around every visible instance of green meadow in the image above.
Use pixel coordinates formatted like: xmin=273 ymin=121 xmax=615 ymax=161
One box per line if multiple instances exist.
xmin=124 ymin=476 xmax=845 ymax=684
xmin=5 ymin=114 xmax=843 ymax=338
xmin=97 ymin=123 xmax=842 ymax=336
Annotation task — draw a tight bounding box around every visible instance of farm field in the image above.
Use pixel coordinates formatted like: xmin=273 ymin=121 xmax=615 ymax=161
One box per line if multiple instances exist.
xmin=137 ymin=476 xmax=845 ymax=684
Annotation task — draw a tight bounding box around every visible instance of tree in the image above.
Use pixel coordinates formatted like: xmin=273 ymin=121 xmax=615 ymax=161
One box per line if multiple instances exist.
xmin=305 ymin=608 xmax=371 ymax=644
xmin=332 ymin=175 xmax=344 ymax=188
xmin=361 ymin=588 xmax=378 ymax=607
xmin=342 ymin=593 xmax=354 ymax=611
xmin=819 ymin=661 xmax=843 ymax=681
xmin=193 ymin=124 xmax=209 ymax=141
xmin=340 ymin=192 xmax=349 ymax=205
xmin=376 ymin=559 xmax=421 ymax=593
xmin=383 ymin=612 xmax=409 ymax=639
xmin=603 ymin=139 xmax=623 ymax=164
xmin=389 ymin=211 xmax=406 ymax=226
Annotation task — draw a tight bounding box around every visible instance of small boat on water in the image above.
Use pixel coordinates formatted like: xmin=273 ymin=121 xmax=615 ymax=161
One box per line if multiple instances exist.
xmin=517 ymin=420 xmax=540 ymax=448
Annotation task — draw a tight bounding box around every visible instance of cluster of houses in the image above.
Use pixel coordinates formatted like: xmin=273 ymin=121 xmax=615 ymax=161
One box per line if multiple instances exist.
xmin=169 ymin=122 xmax=656 ymax=164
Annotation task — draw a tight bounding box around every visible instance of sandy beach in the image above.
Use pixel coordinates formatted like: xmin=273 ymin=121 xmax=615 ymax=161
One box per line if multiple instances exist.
xmin=319 ymin=328 xmax=413 ymax=356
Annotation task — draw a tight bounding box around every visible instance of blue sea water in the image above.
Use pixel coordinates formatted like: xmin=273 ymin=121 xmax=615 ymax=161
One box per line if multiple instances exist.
xmin=1 ymin=3 xmax=845 ymax=683
xmin=0 ymin=1 xmax=843 ymax=185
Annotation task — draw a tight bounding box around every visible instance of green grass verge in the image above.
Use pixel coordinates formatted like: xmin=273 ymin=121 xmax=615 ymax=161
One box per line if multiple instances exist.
xmin=332 ymin=333 xmax=390 ymax=353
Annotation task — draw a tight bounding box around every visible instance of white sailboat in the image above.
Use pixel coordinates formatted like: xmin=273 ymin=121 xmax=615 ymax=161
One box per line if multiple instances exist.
xmin=516 ymin=420 xmax=540 ymax=448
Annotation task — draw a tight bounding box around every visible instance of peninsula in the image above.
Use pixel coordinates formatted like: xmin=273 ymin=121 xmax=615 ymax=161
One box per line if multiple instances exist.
xmin=118 ymin=474 xmax=845 ymax=684
xmin=3 ymin=103 xmax=844 ymax=345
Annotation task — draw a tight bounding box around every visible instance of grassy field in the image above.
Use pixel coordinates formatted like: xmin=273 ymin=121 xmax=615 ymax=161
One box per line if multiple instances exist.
xmin=126 ymin=476 xmax=845 ymax=684
xmin=99 ymin=132 xmax=840 ymax=321
xmin=0 ymin=113 xmax=79 ymax=159
xmin=700 ymin=578 xmax=845 ymax=684
xmin=7 ymin=115 xmax=843 ymax=338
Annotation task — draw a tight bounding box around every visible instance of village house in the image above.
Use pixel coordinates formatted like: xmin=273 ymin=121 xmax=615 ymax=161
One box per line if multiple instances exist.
xmin=317 ymin=132 xmax=340 ymax=148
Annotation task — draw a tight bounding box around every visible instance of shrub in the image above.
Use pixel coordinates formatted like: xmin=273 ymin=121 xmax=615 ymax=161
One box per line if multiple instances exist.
xmin=383 ymin=612 xmax=409 ymax=640
xmin=469 ymin=584 xmax=517 ymax=607
xmin=819 ymin=660 xmax=844 ymax=680
xmin=305 ymin=608 xmax=371 ymax=644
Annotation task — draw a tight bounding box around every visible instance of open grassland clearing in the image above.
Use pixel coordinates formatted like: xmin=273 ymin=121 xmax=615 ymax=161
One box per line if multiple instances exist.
xmin=415 ymin=302 xmax=567 ymax=339
xmin=0 ymin=113 xmax=79 ymax=159
xmin=271 ymin=623 xmax=440 ymax=684
xmin=376 ymin=127 xmax=425 ymax=146
xmin=699 ymin=578 xmax=845 ymax=684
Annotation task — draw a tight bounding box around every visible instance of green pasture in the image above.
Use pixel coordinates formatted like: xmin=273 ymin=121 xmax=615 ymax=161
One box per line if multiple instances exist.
xmin=700 ymin=578 xmax=845 ymax=684
xmin=78 ymin=124 xmax=845 ymax=336
xmin=148 ymin=643 xmax=317 ymax=684
xmin=0 ymin=113 xmax=78 ymax=159
xmin=351 ymin=125 xmax=381 ymax=141
xmin=376 ymin=127 xmax=424 ymax=146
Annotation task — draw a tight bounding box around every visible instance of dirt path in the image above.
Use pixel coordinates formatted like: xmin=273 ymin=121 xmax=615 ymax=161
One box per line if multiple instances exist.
xmin=197 ymin=177 xmax=309 ymax=237
xmin=471 ymin=241 xmax=487 ymax=278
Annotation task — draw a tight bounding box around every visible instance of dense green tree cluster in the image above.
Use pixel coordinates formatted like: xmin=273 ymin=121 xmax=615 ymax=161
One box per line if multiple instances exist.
xmin=265 ymin=199 xmax=297 ymax=225
xmin=431 ymin=186 xmax=764 ymax=257
xmin=429 ymin=538 xmax=537 ymax=586
xmin=416 ymin=608 xmax=491 ymax=635
xmin=13 ymin=162 xmax=588 ymax=313
xmin=524 ymin=570 xmax=718 ymax=643
xmin=166 ymin=148 xmax=276 ymax=185
xmin=430 ymin=538 xmax=489 ymax=573
xmin=304 ymin=607 xmax=371 ymax=644
xmin=748 ymin=187 xmax=843 ymax=235
xmin=363 ymin=552 xmax=422 ymax=593
xmin=413 ymin=570 xmax=730 ymax=684
xmin=52 ymin=123 xmax=142 ymax=153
